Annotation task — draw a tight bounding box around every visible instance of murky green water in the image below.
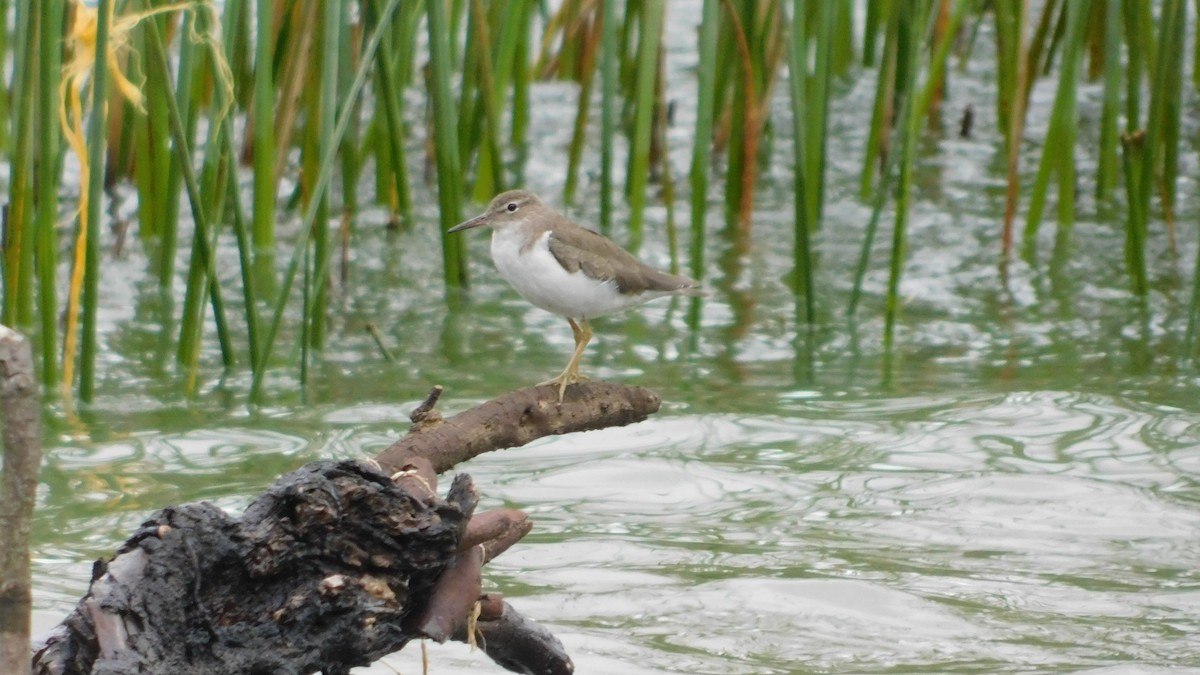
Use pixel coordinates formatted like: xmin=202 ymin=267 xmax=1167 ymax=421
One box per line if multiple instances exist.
xmin=28 ymin=7 xmax=1200 ymax=674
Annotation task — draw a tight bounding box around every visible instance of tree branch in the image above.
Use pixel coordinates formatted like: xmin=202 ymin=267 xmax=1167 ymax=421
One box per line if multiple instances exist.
xmin=378 ymin=382 xmax=661 ymax=474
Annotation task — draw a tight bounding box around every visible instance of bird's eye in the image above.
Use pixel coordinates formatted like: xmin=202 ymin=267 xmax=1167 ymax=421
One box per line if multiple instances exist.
xmin=506 ymin=202 xmax=519 ymax=212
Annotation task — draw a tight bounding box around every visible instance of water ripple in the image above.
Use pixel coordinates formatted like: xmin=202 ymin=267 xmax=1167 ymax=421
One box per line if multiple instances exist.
xmin=461 ymin=389 xmax=1200 ymax=671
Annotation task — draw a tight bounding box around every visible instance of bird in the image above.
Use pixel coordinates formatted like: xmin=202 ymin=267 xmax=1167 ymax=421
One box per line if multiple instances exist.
xmin=448 ymin=189 xmax=703 ymax=401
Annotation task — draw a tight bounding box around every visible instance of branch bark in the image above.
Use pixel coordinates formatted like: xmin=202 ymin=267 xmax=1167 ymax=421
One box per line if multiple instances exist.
xmin=378 ymin=382 xmax=661 ymax=474
xmin=0 ymin=325 xmax=42 ymax=675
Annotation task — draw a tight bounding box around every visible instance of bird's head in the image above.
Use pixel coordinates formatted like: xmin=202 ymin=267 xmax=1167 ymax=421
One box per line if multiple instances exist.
xmin=448 ymin=189 xmax=544 ymax=233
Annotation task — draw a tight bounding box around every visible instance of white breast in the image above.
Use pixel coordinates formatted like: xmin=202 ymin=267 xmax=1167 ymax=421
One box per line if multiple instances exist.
xmin=489 ymin=228 xmax=650 ymax=319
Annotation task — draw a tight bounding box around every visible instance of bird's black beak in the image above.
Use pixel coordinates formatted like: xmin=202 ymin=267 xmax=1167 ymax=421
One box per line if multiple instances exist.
xmin=448 ymin=212 xmax=489 ymax=233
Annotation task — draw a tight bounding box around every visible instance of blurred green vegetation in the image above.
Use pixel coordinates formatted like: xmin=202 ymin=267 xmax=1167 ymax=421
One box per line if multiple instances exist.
xmin=1 ymin=0 xmax=1195 ymax=403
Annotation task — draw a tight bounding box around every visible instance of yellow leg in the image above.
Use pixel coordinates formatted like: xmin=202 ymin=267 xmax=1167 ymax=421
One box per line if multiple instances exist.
xmin=540 ymin=318 xmax=593 ymax=401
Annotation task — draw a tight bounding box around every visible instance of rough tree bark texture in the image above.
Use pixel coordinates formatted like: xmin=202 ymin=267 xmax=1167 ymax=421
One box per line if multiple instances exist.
xmin=378 ymin=382 xmax=662 ymax=473
xmin=0 ymin=325 xmax=42 ymax=675
xmin=31 ymin=382 xmax=661 ymax=674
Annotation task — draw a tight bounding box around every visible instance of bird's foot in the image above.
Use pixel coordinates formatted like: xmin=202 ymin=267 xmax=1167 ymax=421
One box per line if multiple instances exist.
xmin=539 ymin=371 xmax=589 ymax=402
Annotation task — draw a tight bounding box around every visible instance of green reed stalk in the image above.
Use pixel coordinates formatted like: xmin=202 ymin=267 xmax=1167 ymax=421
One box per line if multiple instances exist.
xmin=132 ymin=22 xmax=166 ymax=243
xmin=489 ymin=0 xmax=527 ymax=163
xmin=534 ymin=1 xmax=574 ymax=77
xmin=1121 ymin=133 xmax=1147 ymax=296
xmin=79 ymin=0 xmax=114 ymax=402
xmin=916 ymin=1 xmax=968 ymax=122
xmin=306 ymin=0 xmax=342 ymax=357
xmin=804 ymin=1 xmax=833 ymax=228
xmin=107 ymin=96 xmax=132 ymax=186
xmin=179 ymin=150 xmax=229 ymax=392
xmin=763 ymin=5 xmax=788 ymax=94
xmin=456 ymin=3 xmax=482 ymax=182
xmin=599 ymin=0 xmax=619 ymax=233
xmin=369 ymin=0 xmax=417 ymax=224
xmin=1185 ymin=205 xmax=1200 ymax=360
xmin=510 ymin=1 xmax=532 ymax=184
xmin=1151 ymin=0 xmax=1185 ymax=232
xmin=316 ymin=0 xmax=344 ymax=344
xmin=367 ymin=4 xmax=397 ymax=216
xmin=219 ymin=0 xmax=260 ymax=375
xmin=852 ymin=0 xmax=938 ymax=322
xmin=626 ymin=0 xmax=665 ymax=250
xmin=1036 ymin=0 xmax=1065 ymax=76
xmin=863 ymin=0 xmax=882 ymax=66
xmin=274 ymin=2 xmax=317 ymax=200
xmin=425 ymin=0 xmax=469 ymax=291
xmin=223 ymin=0 xmax=249 ymax=104
xmin=1022 ymin=0 xmax=1086 ymax=258
xmin=339 ymin=25 xmax=361 ymax=237
xmin=992 ymin=1 xmax=1017 ymax=145
xmin=300 ymin=245 xmax=311 ymax=392
xmin=394 ymin=1 xmax=426 ymax=207
xmin=720 ymin=1 xmax=746 ymax=229
xmin=297 ymin=4 xmax=324 ymax=383
xmin=364 ymin=4 xmax=398 ymax=214
xmin=1194 ymin=0 xmax=1200 ymax=90
xmin=654 ymin=52 xmax=679 ymax=274
xmin=688 ymin=0 xmax=719 ymax=279
xmin=848 ymin=139 xmax=901 ymax=318
xmin=564 ymin=11 xmax=599 ymax=206
xmin=851 ymin=0 xmax=903 ymax=318
xmin=0 ymin=0 xmax=10 ymax=152
xmin=1016 ymin=0 xmax=1055 ymax=146
xmin=787 ymin=0 xmax=813 ymax=322
xmin=160 ymin=8 xmax=203 ymax=288
xmin=368 ymin=79 xmax=390 ymax=207
xmin=144 ymin=13 xmax=236 ymax=372
xmin=831 ymin=1 xmax=855 ymax=76
xmin=957 ymin=9 xmax=986 ymax=73
xmin=862 ymin=0 xmax=897 ymax=199
xmin=1095 ymin=0 xmax=1121 ymax=200
xmin=449 ymin=0 xmax=466 ymax=67
xmin=710 ymin=9 xmax=734 ymax=163
xmin=229 ymin=155 xmax=261 ymax=374
xmin=252 ymin=0 xmax=276 ymax=250
xmin=1190 ymin=0 xmax=1200 ymax=89
xmin=467 ymin=0 xmax=506 ymax=201
xmin=996 ymin=0 xmax=1028 ymax=262
xmin=251 ymin=0 xmax=402 ymax=401
xmin=1134 ymin=1 xmax=1156 ymax=84
xmin=146 ymin=17 xmax=173 ymax=236
xmin=1121 ymin=0 xmax=1141 ymax=132
xmin=35 ymin=0 xmax=64 ymax=386
xmin=218 ymin=78 xmax=261 ymax=375
xmin=560 ymin=0 xmax=583 ymax=77
xmin=166 ymin=7 xmax=204 ymax=260
xmin=3 ymin=2 xmax=36 ymax=327
xmin=1120 ymin=0 xmax=1185 ymax=292
xmin=882 ymin=1 xmax=927 ymax=353
xmin=178 ymin=7 xmax=221 ymax=372
xmin=486 ymin=0 xmax=524 ymax=195
xmin=395 ymin=1 xmax=424 ymax=215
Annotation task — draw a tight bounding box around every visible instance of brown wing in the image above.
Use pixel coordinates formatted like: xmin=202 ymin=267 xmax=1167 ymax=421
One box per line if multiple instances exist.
xmin=546 ymin=221 xmax=702 ymax=296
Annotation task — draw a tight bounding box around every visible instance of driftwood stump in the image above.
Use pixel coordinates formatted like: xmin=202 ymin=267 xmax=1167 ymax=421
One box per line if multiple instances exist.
xmin=32 ymin=383 xmax=661 ymax=674
xmin=1 ymin=326 xmax=42 ymax=675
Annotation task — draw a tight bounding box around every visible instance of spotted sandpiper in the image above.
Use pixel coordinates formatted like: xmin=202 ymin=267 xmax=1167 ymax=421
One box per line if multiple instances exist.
xmin=449 ymin=190 xmax=702 ymax=401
